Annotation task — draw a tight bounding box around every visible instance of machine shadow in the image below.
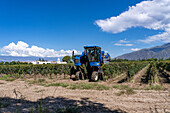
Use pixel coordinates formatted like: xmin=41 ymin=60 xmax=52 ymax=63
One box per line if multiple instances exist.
xmin=0 ymin=96 xmax=127 ymax=113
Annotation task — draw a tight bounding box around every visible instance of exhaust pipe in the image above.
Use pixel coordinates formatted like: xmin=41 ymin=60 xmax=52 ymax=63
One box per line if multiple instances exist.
xmin=72 ymin=51 xmax=75 ymax=60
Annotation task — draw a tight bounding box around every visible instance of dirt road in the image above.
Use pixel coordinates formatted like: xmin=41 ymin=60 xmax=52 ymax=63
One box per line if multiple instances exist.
xmin=0 ymin=79 xmax=170 ymax=113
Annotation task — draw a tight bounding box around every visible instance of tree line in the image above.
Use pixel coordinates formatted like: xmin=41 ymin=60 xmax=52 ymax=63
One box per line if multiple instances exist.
xmin=0 ymin=61 xmax=32 ymax=65
xmin=110 ymin=58 xmax=170 ymax=62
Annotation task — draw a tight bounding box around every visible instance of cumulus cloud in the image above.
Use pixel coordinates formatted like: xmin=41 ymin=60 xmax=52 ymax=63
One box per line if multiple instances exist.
xmin=0 ymin=41 xmax=80 ymax=57
xmin=95 ymin=0 xmax=170 ymax=43
xmin=114 ymin=43 xmax=133 ymax=46
xmin=131 ymin=48 xmax=140 ymax=51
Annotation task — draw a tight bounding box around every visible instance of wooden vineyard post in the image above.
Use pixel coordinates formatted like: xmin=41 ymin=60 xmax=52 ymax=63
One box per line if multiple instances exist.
xmin=126 ymin=66 xmax=130 ymax=82
xmin=79 ymin=67 xmax=84 ymax=80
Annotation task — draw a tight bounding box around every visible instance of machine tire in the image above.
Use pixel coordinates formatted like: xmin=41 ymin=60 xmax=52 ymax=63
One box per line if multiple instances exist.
xmin=75 ymin=71 xmax=82 ymax=80
xmin=91 ymin=71 xmax=99 ymax=82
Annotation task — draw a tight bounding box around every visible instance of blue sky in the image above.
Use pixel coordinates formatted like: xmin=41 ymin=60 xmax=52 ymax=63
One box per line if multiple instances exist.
xmin=0 ymin=0 xmax=169 ymax=58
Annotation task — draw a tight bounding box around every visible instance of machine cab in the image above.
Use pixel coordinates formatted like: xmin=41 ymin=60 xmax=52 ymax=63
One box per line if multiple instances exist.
xmin=84 ymin=46 xmax=101 ymax=66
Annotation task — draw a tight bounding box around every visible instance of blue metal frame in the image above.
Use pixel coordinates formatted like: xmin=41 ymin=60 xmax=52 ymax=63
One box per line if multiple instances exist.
xmin=90 ymin=62 xmax=100 ymax=66
xmin=73 ymin=46 xmax=109 ymax=67
xmin=84 ymin=46 xmax=100 ymax=48
xmin=74 ymin=55 xmax=82 ymax=66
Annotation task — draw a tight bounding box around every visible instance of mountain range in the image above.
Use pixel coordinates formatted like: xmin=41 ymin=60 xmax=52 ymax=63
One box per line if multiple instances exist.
xmin=116 ymin=43 xmax=170 ymax=60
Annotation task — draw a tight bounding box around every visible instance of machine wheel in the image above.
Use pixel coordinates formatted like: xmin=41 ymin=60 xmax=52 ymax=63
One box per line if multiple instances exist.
xmin=75 ymin=71 xmax=83 ymax=80
xmin=91 ymin=71 xmax=99 ymax=81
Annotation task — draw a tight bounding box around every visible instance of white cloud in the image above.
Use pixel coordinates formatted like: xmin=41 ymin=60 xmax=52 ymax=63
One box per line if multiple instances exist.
xmin=95 ymin=0 xmax=170 ymax=43
xmin=113 ymin=39 xmax=133 ymax=46
xmin=0 ymin=41 xmax=80 ymax=57
xmin=123 ymin=49 xmax=127 ymax=51
xmin=119 ymin=39 xmax=129 ymax=43
xmin=139 ymin=32 xmax=170 ymax=43
xmin=131 ymin=48 xmax=140 ymax=51
xmin=114 ymin=43 xmax=133 ymax=46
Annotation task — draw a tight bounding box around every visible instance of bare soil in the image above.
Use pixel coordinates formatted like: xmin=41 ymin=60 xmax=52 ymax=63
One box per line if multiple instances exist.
xmin=0 ymin=78 xmax=170 ymax=113
xmin=132 ymin=65 xmax=149 ymax=84
xmin=107 ymin=73 xmax=127 ymax=83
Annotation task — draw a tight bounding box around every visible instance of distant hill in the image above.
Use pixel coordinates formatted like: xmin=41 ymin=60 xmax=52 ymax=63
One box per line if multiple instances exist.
xmin=0 ymin=56 xmax=62 ymax=62
xmin=116 ymin=43 xmax=170 ymax=60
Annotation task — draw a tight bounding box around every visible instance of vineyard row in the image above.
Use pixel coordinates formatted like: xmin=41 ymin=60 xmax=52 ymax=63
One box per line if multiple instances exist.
xmin=0 ymin=62 xmax=150 ymax=79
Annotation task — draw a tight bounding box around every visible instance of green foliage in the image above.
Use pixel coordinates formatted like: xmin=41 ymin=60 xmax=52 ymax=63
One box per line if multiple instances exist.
xmin=112 ymin=84 xmax=119 ymax=89
xmin=113 ymin=84 xmax=136 ymax=96
xmin=103 ymin=62 xmax=148 ymax=80
xmin=116 ymin=90 xmax=126 ymax=96
xmin=146 ymin=85 xmax=162 ymax=90
xmin=0 ymin=74 xmax=20 ymax=81
xmin=116 ymin=88 xmax=136 ymax=96
xmin=110 ymin=58 xmax=130 ymax=62
xmin=38 ymin=79 xmax=46 ymax=83
xmin=62 ymin=56 xmax=71 ymax=63
xmin=0 ymin=61 xmax=31 ymax=65
xmin=0 ymin=61 xmax=169 ymax=83
xmin=69 ymin=83 xmax=110 ymax=90
xmin=0 ymin=64 xmax=74 ymax=78
xmin=157 ymin=61 xmax=170 ymax=72
xmin=44 ymin=82 xmax=110 ymax=90
xmin=47 ymin=82 xmax=69 ymax=87
xmin=104 ymin=76 xmax=108 ymax=80
xmin=110 ymin=58 xmax=167 ymax=62
xmin=126 ymin=87 xmax=136 ymax=95
xmin=103 ymin=62 xmax=127 ymax=77
xmin=113 ymin=84 xmax=129 ymax=90
xmin=145 ymin=61 xmax=170 ymax=84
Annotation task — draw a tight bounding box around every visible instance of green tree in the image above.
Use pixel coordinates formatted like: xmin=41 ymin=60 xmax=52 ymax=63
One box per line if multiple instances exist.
xmin=4 ymin=62 xmax=9 ymax=65
xmin=62 ymin=56 xmax=71 ymax=63
xmin=10 ymin=61 xmax=16 ymax=65
xmin=39 ymin=58 xmax=42 ymax=61
xmin=0 ymin=62 xmax=4 ymax=65
xmin=42 ymin=58 xmax=45 ymax=61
